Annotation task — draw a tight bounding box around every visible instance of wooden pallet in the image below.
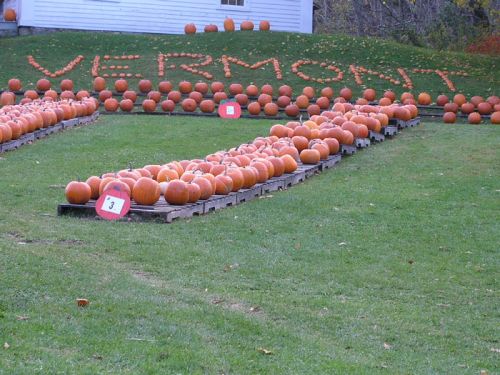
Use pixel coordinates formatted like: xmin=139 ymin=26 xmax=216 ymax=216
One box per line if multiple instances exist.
xmin=57 ymin=154 xmax=343 ymax=223
xmin=383 ymin=126 xmax=398 ymax=137
xmin=369 ymin=131 xmax=385 ymax=142
xmin=341 ymin=144 xmax=357 ymax=155
xmin=390 ymin=117 xmax=421 ymax=128
xmin=0 ymin=113 xmax=99 ymax=154
xmin=355 ymin=138 xmax=371 ymax=148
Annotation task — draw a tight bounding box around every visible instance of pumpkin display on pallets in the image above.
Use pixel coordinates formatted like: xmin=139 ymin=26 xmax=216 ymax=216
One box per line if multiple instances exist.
xmin=60 ymin=102 xmax=418 ymax=223
xmin=0 ymin=98 xmax=99 ymax=152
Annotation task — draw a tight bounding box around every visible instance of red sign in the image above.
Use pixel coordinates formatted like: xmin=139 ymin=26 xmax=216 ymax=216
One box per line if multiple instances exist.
xmin=218 ymin=101 xmax=242 ymax=119
xmin=95 ymin=187 xmax=131 ymax=220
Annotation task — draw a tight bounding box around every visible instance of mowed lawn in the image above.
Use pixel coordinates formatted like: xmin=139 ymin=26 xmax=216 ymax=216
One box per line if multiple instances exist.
xmin=0 ymin=115 xmax=498 ymax=374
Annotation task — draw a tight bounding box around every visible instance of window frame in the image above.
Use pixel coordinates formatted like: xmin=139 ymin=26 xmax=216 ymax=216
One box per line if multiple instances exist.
xmin=218 ymin=0 xmax=250 ymax=12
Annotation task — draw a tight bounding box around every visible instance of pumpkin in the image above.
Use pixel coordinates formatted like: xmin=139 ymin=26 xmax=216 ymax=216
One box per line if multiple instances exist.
xmin=104 ymin=98 xmax=119 ymax=112
xmin=491 ymin=111 xmax=500 ymax=124
xmin=259 ymin=20 xmax=270 ymax=31
xmin=321 ymin=86 xmax=335 ymax=99
xmin=278 ymin=85 xmax=292 ymax=97
xmin=295 ymin=95 xmax=310 ymax=109
xmin=167 ymin=90 xmax=182 ymax=103
xmin=104 ymin=180 xmax=131 ymax=198
xmin=0 ymin=92 xmax=15 ymax=106
xmin=179 ymin=81 xmax=193 ymax=94
xmin=267 ymin=156 xmax=285 ymax=177
xmin=235 ymin=94 xmax=248 ymax=106
xmin=4 ymin=8 xmax=17 ymax=22
xmin=443 ymin=102 xmax=458 ymax=113
xmin=276 ymin=96 xmax=291 ymax=108
xmin=229 ymin=83 xmax=244 ymax=96
xmin=142 ymin=99 xmax=157 ymax=112
xmin=453 ymin=94 xmax=467 ymax=106
xmin=0 ymin=124 xmax=12 ymax=143
xmin=258 ymin=94 xmax=272 ymax=106
xmin=468 ymin=112 xmax=481 ymax=125
xmin=65 ymin=181 xmax=92 ymax=204
xmin=393 ymin=107 xmax=411 ymax=121
xmin=246 ymin=84 xmax=259 ymax=97
xmin=97 ymin=90 xmax=112 ymax=102
xmin=85 ymin=176 xmax=101 ymax=199
xmin=93 ymin=77 xmax=106 ymax=92
xmin=189 ymin=91 xmax=203 ymax=103
xmin=339 ymin=87 xmax=353 ymax=101
xmin=311 ymin=142 xmax=329 ymax=160
xmin=158 ymin=81 xmax=173 ymax=94
xmin=184 ymin=23 xmax=197 ymax=34
xmin=436 ymin=95 xmax=449 ymax=106
xmin=200 ymin=99 xmax=215 ymax=113
xmin=226 ymin=168 xmax=244 ymax=192
xmin=161 ymin=99 xmax=176 ymax=112
xmin=114 ymin=79 xmax=128 ymax=92
xmin=240 ymin=21 xmax=254 ymax=31
xmin=76 ymin=90 xmax=90 ymax=100
xmin=138 ymin=79 xmax=153 ymax=93
xmin=300 ymin=149 xmax=320 ymax=164
xmin=379 ymin=97 xmax=392 ymax=106
xmin=210 ymin=81 xmax=225 ymax=93
xmin=186 ymin=182 xmax=201 ymax=203
xmin=147 ymin=91 xmax=162 ymax=103
xmin=224 ymin=18 xmax=235 ymax=32
xmin=383 ymin=90 xmax=396 ymax=102
xmin=8 ymin=78 xmax=22 ymax=92
xmin=181 ymin=98 xmax=197 ymax=112
xmin=443 ymin=112 xmax=456 ymax=124
xmin=417 ymin=92 xmax=432 ymax=105
xmin=247 ymin=102 xmax=261 ymax=115
xmin=477 ymin=102 xmax=492 ymax=115
xmin=204 ymin=24 xmax=218 ymax=33
xmin=323 ymin=137 xmax=340 ymax=154
xmin=165 ymin=180 xmax=189 ymax=205
xmin=281 ymin=154 xmax=298 ymax=173
xmin=307 ymin=104 xmax=321 ymax=116
xmin=240 ymin=167 xmax=258 ymax=188
xmin=302 ymin=86 xmax=315 ymax=99
xmin=363 ymin=88 xmax=376 ymax=102
xmin=36 ymin=79 xmax=51 ymax=92
xmin=285 ymin=104 xmax=300 ymax=117
xmin=215 ymin=175 xmax=233 ymax=195
xmin=132 ymin=177 xmax=160 ymax=205
xmin=470 ymin=96 xmax=484 ymax=107
xmin=194 ymin=82 xmax=209 ymax=94
xmin=120 ymin=99 xmax=134 ymax=112
xmin=460 ymin=102 xmax=474 ymax=114
xmin=213 ymin=92 xmax=228 ymax=104
xmin=122 ymin=90 xmax=137 ymax=103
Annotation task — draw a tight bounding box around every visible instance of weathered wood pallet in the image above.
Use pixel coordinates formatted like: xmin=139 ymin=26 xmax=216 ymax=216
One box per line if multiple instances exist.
xmin=369 ymin=131 xmax=385 ymax=142
xmin=0 ymin=113 xmax=99 ymax=154
xmin=341 ymin=144 xmax=357 ymax=155
xmin=355 ymin=138 xmax=371 ymax=148
xmin=318 ymin=154 xmax=342 ymax=171
xmin=390 ymin=117 xmax=421 ymax=128
xmin=383 ymin=126 xmax=398 ymax=137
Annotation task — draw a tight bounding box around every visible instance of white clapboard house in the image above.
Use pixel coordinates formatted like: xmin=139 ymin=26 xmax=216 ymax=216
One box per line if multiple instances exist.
xmin=4 ymin=0 xmax=313 ymax=34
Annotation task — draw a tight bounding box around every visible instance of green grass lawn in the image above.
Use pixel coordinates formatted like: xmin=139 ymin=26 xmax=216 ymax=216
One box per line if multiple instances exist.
xmin=0 ymin=115 xmax=499 ymax=374
xmin=0 ymin=31 xmax=498 ymax=99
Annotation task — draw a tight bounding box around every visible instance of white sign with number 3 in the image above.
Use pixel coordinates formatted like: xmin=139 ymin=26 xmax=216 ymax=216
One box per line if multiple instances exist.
xmin=102 ymin=195 xmax=125 ymax=215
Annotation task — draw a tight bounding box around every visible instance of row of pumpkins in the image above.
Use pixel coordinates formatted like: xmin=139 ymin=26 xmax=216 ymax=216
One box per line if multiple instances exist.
xmin=64 ymin=101 xmax=416 ymax=206
xmin=184 ymin=18 xmax=269 ymax=34
xmin=4 ymin=77 xmax=499 ymax=123
xmin=0 ymin=98 xmax=98 ymax=144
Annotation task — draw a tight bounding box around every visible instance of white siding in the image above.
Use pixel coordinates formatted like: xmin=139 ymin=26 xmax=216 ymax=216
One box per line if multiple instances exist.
xmin=19 ymin=0 xmax=313 ymax=34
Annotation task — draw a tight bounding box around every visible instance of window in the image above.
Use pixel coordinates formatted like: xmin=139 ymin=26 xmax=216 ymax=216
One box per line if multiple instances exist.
xmin=221 ymin=0 xmax=245 ymax=5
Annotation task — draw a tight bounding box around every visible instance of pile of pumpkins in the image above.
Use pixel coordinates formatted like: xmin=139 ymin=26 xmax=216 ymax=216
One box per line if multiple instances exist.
xmin=185 ymin=17 xmax=269 ymax=34
xmin=64 ymin=101 xmax=416 ymax=207
xmin=434 ymin=93 xmax=499 ymax=125
xmin=0 ymin=97 xmax=98 ymax=144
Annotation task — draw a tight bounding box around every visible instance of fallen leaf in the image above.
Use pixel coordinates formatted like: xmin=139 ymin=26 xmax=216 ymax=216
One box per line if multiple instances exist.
xmin=249 ymin=306 xmax=261 ymax=313
xmin=338 ymin=242 xmax=347 ymax=246
xmin=76 ymin=298 xmax=89 ymax=307
xmin=212 ymin=298 xmax=224 ymax=305
xmin=437 ymin=303 xmax=450 ymax=308
xmin=16 ymin=316 xmax=29 ymax=321
xmin=3 ymin=342 xmax=9 ymax=349
xmin=257 ymin=347 xmax=273 ymax=355
xmin=383 ymin=342 xmax=392 ymax=350
xmin=491 ymin=348 xmax=500 ymax=353
xmin=93 ymin=354 xmax=103 ymax=360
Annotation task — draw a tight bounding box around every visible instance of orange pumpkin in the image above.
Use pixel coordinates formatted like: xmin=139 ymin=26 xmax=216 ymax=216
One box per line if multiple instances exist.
xmin=138 ymin=79 xmax=153 ymax=93
xmin=158 ymin=81 xmax=173 ymax=94
xmin=200 ymin=99 xmax=215 ymax=113
xmin=8 ymin=78 xmax=21 ymax=91
xmin=93 ymin=77 xmax=106 ymax=92
xmin=468 ymin=112 xmax=481 ymax=124
xmin=259 ymin=20 xmax=270 ymax=31
xmin=184 ymin=23 xmax=197 ymax=34
xmin=36 ymin=79 xmax=51 ymax=92
xmin=443 ymin=112 xmax=456 ymax=124
xmin=132 ymin=177 xmax=160 ymax=205
xmin=65 ymin=181 xmax=92 ymax=204
xmin=224 ymin=18 xmax=235 ymax=32
xmin=240 ymin=21 xmax=254 ymax=31
xmin=204 ymin=24 xmax=218 ymax=33
xmin=104 ymin=98 xmax=119 ymax=112
xmin=4 ymin=8 xmax=17 ymax=22
xmin=142 ymin=99 xmax=157 ymax=112
xmin=300 ymin=149 xmax=320 ymax=164
xmin=114 ymin=79 xmax=128 ymax=92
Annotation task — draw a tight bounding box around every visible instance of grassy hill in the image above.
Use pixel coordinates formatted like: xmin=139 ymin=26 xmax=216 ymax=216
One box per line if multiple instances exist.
xmin=0 ymin=31 xmax=498 ymax=99
xmin=0 ymin=31 xmax=499 ymax=374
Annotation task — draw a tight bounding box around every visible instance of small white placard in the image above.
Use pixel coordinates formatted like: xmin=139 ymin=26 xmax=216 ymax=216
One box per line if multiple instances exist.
xmin=102 ymin=195 xmax=125 ymax=215
xmin=226 ymin=106 xmax=235 ymax=115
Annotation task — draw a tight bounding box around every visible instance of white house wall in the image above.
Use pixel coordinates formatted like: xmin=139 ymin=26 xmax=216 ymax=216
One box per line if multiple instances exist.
xmin=18 ymin=0 xmax=313 ymax=34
